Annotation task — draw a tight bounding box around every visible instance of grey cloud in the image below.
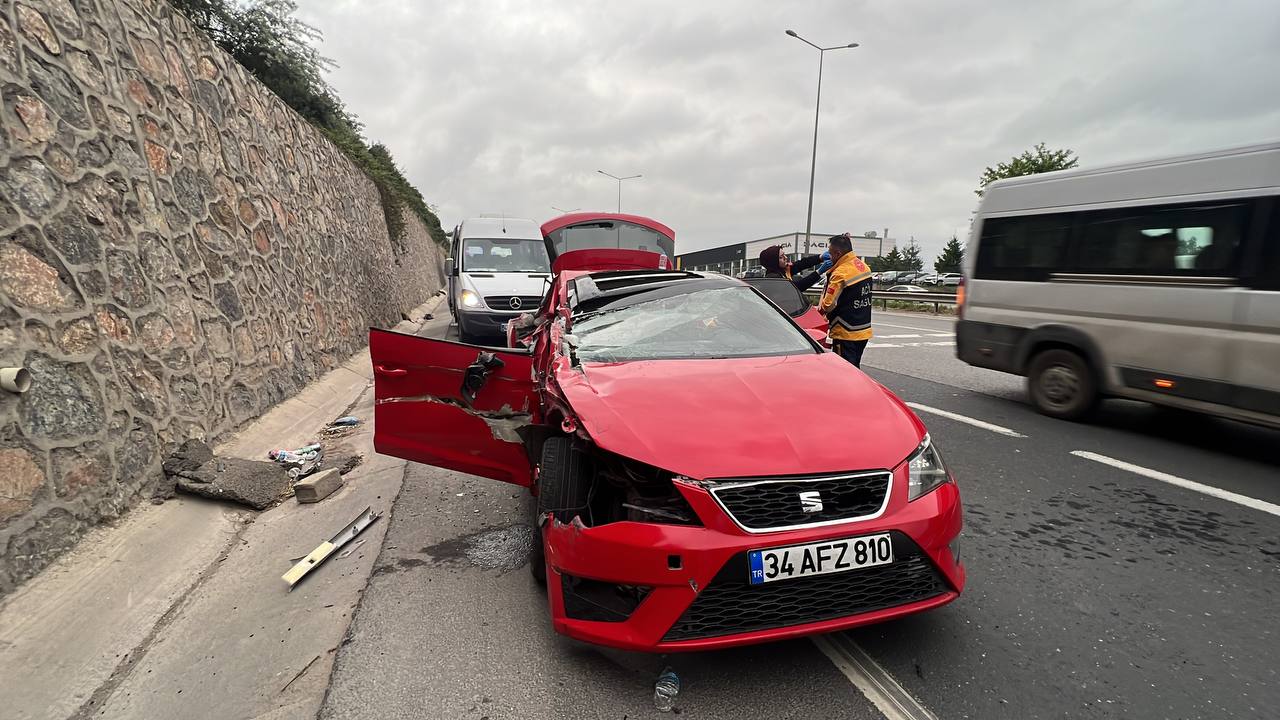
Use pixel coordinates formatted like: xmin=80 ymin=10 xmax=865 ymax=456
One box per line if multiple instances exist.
xmin=298 ymin=0 xmax=1280 ymax=261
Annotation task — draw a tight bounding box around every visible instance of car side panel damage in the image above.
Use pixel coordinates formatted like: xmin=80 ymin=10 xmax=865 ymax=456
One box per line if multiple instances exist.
xmin=370 ymin=328 xmax=540 ymax=486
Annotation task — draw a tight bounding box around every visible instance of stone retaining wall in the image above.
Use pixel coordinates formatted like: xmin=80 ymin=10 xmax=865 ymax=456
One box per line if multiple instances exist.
xmin=0 ymin=0 xmax=445 ymax=593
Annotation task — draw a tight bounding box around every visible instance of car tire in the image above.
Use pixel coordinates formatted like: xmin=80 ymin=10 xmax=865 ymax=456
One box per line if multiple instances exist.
xmin=530 ymin=436 xmax=590 ymax=583
xmin=1028 ymin=348 xmax=1098 ymax=421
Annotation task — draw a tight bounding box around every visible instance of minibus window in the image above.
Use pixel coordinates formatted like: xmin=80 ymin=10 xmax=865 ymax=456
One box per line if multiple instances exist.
xmin=973 ymin=214 xmax=1072 ymax=281
xmin=1076 ymin=202 xmax=1248 ymax=276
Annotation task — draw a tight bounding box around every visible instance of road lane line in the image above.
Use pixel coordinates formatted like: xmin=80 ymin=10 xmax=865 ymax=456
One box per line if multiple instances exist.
xmin=813 ymin=635 xmax=939 ymax=720
xmin=876 ymin=334 xmax=922 ymax=339
xmin=1070 ymin=451 xmax=1280 ymax=518
xmin=906 ymin=402 xmax=1027 ymax=438
xmin=873 ymin=321 xmax=951 ymax=333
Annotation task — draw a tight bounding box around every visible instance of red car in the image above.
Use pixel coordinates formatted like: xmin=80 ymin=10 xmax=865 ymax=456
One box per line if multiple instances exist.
xmin=370 ymin=231 xmax=963 ymax=653
xmin=741 ymin=276 xmax=830 ymax=346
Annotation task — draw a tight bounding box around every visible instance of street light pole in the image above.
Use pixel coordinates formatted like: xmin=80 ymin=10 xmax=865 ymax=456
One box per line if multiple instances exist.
xmin=597 ymin=170 xmax=641 ymax=213
xmin=786 ymin=30 xmax=858 ymax=255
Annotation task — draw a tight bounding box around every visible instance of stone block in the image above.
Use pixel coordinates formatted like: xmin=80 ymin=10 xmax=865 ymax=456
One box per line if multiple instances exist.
xmin=293 ymin=468 xmax=342 ymax=504
xmin=0 ymin=447 xmax=47 ymax=522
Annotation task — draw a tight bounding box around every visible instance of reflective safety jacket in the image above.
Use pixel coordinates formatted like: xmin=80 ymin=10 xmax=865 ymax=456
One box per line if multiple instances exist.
xmin=818 ymin=253 xmax=873 ymax=341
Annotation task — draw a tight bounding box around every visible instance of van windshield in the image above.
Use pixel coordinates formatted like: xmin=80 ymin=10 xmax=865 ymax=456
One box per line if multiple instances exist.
xmin=462 ymin=237 xmax=550 ymax=273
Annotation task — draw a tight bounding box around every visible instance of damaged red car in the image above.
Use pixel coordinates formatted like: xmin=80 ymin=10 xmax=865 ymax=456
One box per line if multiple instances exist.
xmin=370 ymin=237 xmax=964 ymax=653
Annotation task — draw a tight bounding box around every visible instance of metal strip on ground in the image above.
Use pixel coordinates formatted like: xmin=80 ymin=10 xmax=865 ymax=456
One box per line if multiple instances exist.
xmin=1071 ymin=450 xmax=1280 ymax=518
xmin=813 ymin=634 xmax=938 ymax=720
xmin=906 ymin=402 xmax=1027 ymax=438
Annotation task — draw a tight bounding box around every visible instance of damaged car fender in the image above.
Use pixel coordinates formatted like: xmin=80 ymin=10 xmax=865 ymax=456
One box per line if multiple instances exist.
xmin=370 ymin=328 xmax=541 ymax=485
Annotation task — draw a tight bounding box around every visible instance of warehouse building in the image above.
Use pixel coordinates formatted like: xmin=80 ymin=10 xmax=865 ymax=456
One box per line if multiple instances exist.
xmin=675 ymin=231 xmax=894 ymax=276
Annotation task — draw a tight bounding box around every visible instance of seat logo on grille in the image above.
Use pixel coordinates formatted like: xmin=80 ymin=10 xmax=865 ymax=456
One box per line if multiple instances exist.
xmin=798 ymin=490 xmax=823 ymax=513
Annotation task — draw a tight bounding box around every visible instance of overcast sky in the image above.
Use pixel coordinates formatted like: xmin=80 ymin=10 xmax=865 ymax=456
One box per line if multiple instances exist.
xmin=296 ymin=0 xmax=1280 ymax=261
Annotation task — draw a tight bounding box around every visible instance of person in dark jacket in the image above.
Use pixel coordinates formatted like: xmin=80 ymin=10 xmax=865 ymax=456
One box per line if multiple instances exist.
xmin=758 ymin=245 xmax=829 ymax=293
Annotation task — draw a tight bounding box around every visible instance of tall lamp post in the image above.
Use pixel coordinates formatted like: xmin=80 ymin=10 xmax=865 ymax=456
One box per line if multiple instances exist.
xmin=786 ymin=29 xmax=858 ymax=255
xmin=596 ymin=170 xmax=642 ymax=213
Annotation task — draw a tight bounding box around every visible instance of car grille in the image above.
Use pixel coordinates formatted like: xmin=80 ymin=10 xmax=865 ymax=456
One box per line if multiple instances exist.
xmin=709 ymin=471 xmax=891 ymax=531
xmin=663 ymin=532 xmax=948 ymax=642
xmin=483 ymin=295 xmax=542 ymax=311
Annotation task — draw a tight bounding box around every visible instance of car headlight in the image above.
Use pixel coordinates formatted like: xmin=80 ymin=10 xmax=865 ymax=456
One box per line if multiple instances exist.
xmin=460 ymin=289 xmax=481 ymax=308
xmin=902 ymin=435 xmax=952 ymax=501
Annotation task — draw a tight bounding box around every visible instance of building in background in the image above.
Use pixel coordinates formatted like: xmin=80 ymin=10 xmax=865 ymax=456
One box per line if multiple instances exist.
xmin=676 ymin=232 xmax=893 ymax=276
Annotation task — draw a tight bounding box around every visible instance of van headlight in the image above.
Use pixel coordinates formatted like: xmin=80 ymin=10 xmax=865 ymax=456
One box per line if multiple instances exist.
xmin=901 ymin=435 xmax=952 ymax=501
xmin=460 ymin=289 xmax=482 ymax=308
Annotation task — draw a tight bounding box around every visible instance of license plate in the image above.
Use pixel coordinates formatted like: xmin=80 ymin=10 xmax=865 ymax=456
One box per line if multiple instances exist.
xmin=748 ymin=533 xmax=893 ymax=585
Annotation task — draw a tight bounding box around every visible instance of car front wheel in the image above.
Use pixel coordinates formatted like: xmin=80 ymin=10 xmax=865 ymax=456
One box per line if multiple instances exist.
xmin=1028 ymin=348 xmax=1098 ymax=420
xmin=530 ymin=436 xmax=590 ymax=583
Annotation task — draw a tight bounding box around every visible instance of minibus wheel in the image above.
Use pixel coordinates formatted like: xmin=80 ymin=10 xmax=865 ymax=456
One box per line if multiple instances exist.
xmin=1028 ymin=348 xmax=1097 ymax=420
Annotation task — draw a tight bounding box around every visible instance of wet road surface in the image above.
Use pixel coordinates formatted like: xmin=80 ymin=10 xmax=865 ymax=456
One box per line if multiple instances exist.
xmin=322 ymin=311 xmax=1280 ymax=719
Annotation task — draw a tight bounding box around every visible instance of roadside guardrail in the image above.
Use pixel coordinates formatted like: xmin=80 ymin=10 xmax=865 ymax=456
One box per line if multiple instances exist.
xmin=802 ymin=290 xmax=959 ymax=314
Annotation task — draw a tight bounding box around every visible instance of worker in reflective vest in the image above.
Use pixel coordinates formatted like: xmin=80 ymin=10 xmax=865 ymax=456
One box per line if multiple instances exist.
xmin=818 ymin=233 xmax=873 ymax=367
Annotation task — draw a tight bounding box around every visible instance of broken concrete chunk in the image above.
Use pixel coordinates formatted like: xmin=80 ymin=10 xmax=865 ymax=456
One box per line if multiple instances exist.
xmin=294 ymin=468 xmax=343 ymax=504
xmin=162 ymin=438 xmax=213 ymax=476
xmin=174 ymin=457 xmax=290 ymax=510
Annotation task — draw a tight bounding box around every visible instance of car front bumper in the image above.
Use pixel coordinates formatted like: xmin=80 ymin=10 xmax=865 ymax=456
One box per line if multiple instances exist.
xmin=541 ymin=475 xmax=964 ymax=652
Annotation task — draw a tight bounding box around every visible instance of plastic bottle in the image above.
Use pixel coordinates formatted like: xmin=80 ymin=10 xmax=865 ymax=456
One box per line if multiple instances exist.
xmin=653 ymin=667 xmax=680 ymax=713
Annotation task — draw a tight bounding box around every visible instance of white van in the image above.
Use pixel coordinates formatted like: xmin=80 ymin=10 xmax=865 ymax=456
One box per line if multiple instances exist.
xmin=957 ymin=141 xmax=1280 ymax=427
xmin=446 ymin=216 xmax=551 ymax=343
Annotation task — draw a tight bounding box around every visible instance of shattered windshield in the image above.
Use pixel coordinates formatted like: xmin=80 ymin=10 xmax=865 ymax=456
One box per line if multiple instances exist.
xmin=571 ymin=286 xmax=815 ymax=362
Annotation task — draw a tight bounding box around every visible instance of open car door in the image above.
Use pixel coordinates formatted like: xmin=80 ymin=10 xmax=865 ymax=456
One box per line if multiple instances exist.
xmin=369 ymin=328 xmax=540 ymax=486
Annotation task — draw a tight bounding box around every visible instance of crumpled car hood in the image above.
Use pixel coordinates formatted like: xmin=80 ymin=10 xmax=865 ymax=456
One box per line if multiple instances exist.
xmin=554 ymin=353 xmax=925 ymax=479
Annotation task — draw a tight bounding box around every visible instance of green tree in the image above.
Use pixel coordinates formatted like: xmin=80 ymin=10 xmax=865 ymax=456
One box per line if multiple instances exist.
xmin=883 ymin=246 xmax=905 ymax=271
xmin=934 ymin=235 xmax=964 ymax=273
xmin=167 ymin=0 xmax=446 ymax=246
xmin=976 ymin=142 xmax=1079 ymax=197
xmin=900 ymin=239 xmax=925 ymax=272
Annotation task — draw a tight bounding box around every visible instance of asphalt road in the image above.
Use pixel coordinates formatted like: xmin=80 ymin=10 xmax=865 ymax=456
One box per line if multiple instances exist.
xmin=323 ymin=309 xmax=1280 ymax=719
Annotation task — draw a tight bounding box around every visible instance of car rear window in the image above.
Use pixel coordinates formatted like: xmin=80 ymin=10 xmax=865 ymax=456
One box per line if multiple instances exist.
xmin=547 ymin=221 xmax=675 ymax=259
xmin=570 ymin=286 xmax=814 ymax=362
xmin=744 ymin=278 xmax=809 ymax=316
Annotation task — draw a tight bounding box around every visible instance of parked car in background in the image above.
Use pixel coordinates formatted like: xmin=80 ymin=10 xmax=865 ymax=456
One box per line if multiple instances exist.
xmin=895 ymin=273 xmax=921 ymax=284
xmin=958 ymin=140 xmax=1280 ymax=427
xmin=887 ymin=285 xmax=931 ymax=293
xmin=917 ymin=273 xmax=940 ymax=285
xmin=938 ymin=273 xmax=963 ymax=287
xmin=878 ymin=271 xmax=900 ymax=284
xmin=446 ymin=216 xmax=551 ymax=344
xmin=371 ymin=252 xmax=965 ymax=652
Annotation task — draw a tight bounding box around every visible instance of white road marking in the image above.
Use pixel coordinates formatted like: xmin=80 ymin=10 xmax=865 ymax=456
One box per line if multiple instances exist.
xmin=870 ymin=341 xmax=955 ymax=349
xmin=813 ymin=634 xmax=939 ymax=720
xmin=1070 ymin=451 xmax=1280 ymax=518
xmin=872 ymin=320 xmax=952 ymax=333
xmin=906 ymin=402 xmax=1027 ymax=438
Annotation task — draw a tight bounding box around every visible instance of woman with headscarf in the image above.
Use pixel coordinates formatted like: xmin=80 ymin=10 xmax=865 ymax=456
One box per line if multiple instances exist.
xmin=758 ymin=245 xmax=831 ymax=292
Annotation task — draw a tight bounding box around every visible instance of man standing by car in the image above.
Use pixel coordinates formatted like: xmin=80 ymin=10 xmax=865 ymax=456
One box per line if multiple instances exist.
xmin=819 ymin=233 xmax=874 ymax=367
xmin=759 ymin=245 xmax=829 ymax=292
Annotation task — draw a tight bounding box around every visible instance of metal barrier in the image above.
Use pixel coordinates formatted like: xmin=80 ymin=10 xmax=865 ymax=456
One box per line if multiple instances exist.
xmin=802 ymin=290 xmax=959 ymax=314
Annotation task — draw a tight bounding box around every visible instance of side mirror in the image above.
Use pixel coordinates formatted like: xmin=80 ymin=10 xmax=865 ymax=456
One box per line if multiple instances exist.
xmin=461 ymin=351 xmax=504 ymax=406
xmin=445 ymin=258 xmax=459 ymax=277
